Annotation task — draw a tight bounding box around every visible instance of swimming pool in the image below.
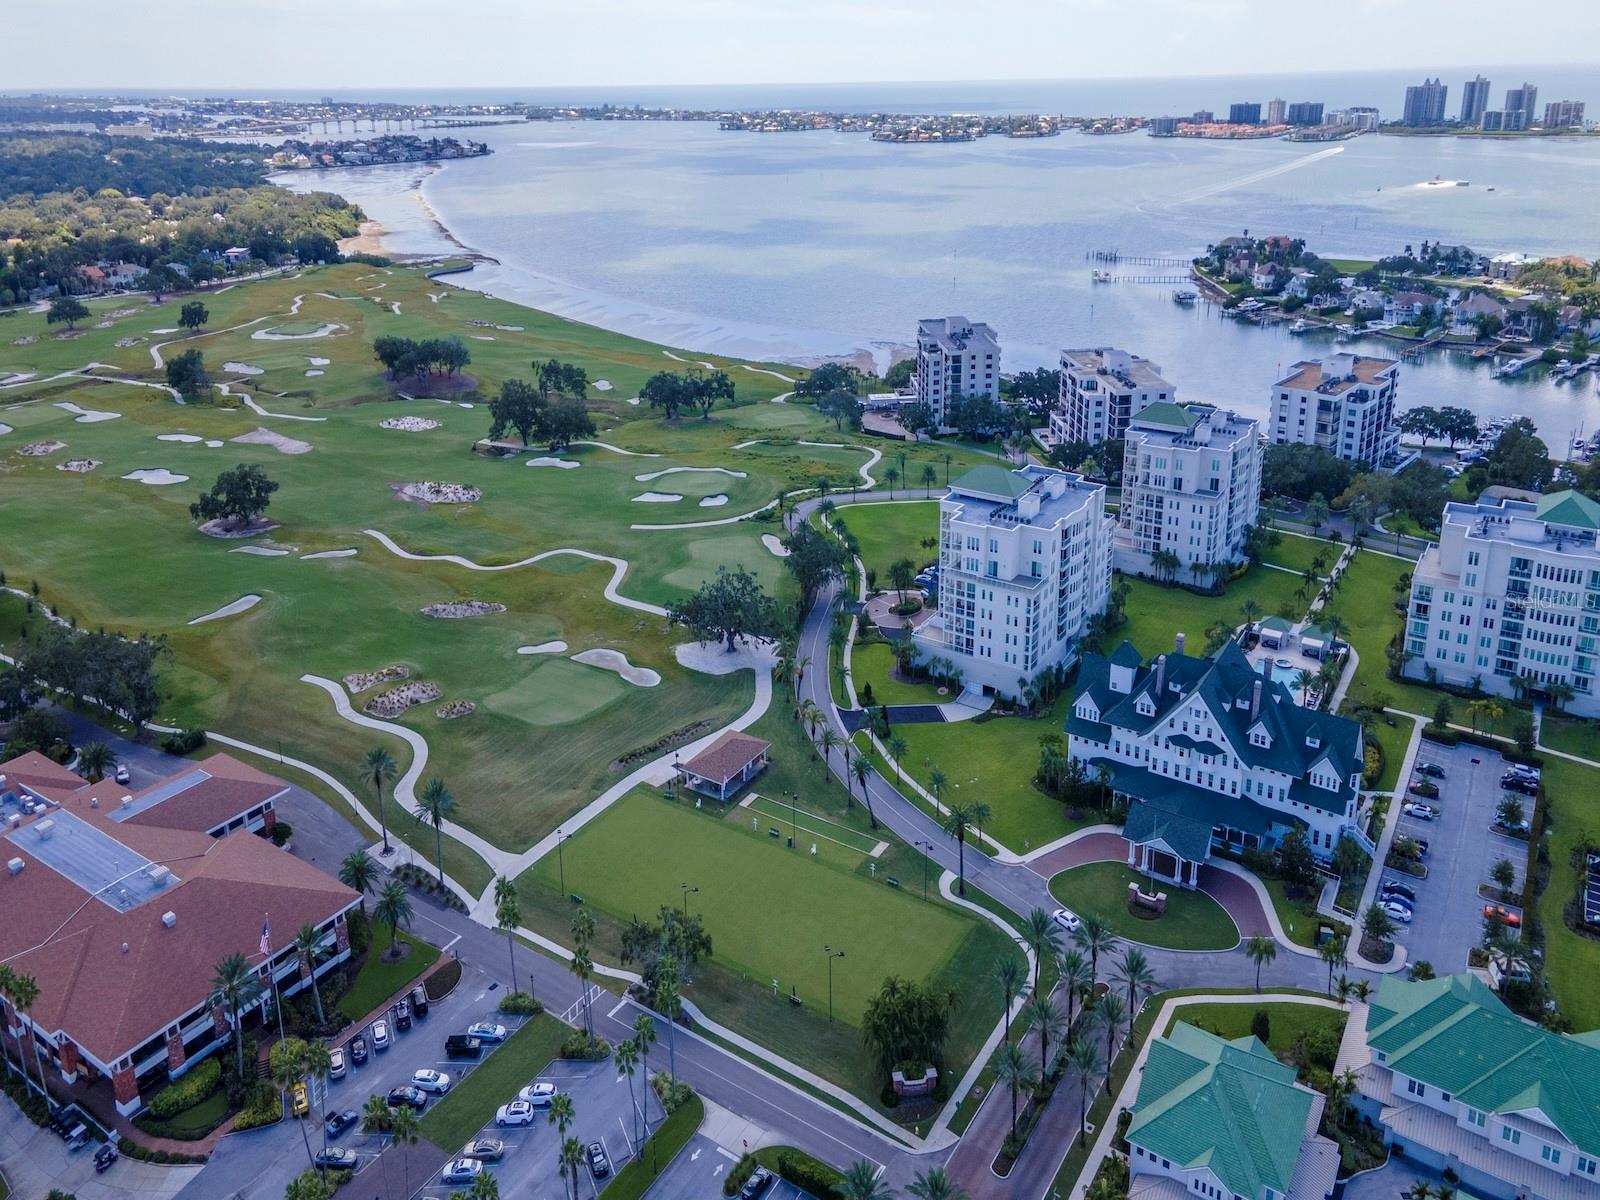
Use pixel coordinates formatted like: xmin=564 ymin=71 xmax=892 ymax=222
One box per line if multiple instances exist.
xmin=1269 ymin=658 xmax=1303 ymax=690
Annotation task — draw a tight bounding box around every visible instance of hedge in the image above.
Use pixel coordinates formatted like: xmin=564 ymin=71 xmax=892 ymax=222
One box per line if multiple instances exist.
xmin=606 ymin=1094 xmax=704 ymax=1200
xmin=757 ymin=1147 xmax=844 ymax=1199
xmin=147 ymin=1057 xmax=221 ymax=1119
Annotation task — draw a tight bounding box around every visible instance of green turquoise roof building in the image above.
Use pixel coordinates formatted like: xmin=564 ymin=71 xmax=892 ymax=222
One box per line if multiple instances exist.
xmin=1536 ymin=490 xmax=1600 ymax=532
xmin=950 ymin=464 xmax=1032 ymax=501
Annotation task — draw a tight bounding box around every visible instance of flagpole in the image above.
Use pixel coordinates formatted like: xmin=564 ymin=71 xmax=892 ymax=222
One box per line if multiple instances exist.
xmin=262 ymin=911 xmax=284 ymax=1043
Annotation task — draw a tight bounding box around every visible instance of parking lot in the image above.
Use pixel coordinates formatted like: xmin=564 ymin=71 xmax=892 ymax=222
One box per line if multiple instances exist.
xmin=1384 ymin=739 xmax=1531 ymax=974
xmin=645 ymin=1131 xmax=817 ymax=1200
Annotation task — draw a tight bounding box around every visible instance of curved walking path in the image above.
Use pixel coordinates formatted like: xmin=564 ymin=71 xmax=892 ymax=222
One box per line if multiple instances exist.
xmin=630 ymin=500 xmax=776 ymax=531
xmin=569 ymin=439 xmax=661 ymax=458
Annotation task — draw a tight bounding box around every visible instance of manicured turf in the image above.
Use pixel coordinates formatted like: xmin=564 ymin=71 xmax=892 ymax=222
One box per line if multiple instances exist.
xmin=1532 ymin=757 xmax=1600 ymax=1032
xmin=1366 ymin=712 xmax=1416 ymax=792
xmin=1331 ymin=549 xmax=1444 ymax=717
xmin=1260 ymin=532 xmax=1340 ymax=577
xmin=418 ymin=1014 xmax=567 ymax=1151
xmin=1261 ymin=877 xmax=1326 ymax=949
xmin=832 ymin=500 xmax=938 ymax=582
xmin=159 ymin=1088 xmax=231 ymax=1135
xmin=1537 ymin=715 xmax=1600 ymax=760
xmin=1115 ymin=566 xmax=1309 ymax=662
xmin=338 ymin=926 xmax=440 ymax=1020
xmin=482 ymin=658 xmax=626 ymax=726
xmin=1048 ymin=862 xmax=1240 ymax=950
xmin=850 ymin=639 xmax=945 ymax=707
xmin=1164 ymin=1002 xmax=1346 ymax=1061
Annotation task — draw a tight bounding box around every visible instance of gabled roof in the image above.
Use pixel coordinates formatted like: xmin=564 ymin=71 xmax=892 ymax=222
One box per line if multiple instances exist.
xmin=1536 ymin=490 xmax=1600 ymax=532
xmin=951 ymin=465 xmax=1031 ymax=501
xmin=1129 ymin=1022 xmax=1314 ymax=1200
xmin=0 ymin=750 xmax=85 ymax=797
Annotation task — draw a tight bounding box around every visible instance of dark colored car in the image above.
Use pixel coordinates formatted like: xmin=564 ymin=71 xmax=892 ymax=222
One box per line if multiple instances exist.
xmin=587 ymin=1140 xmax=612 ymax=1178
xmin=1408 ymin=780 xmax=1440 ymax=798
xmin=1381 ymin=880 xmax=1417 ymax=903
xmin=315 ymin=1148 xmax=358 ymax=1170
xmin=386 ymin=1086 xmax=428 ymax=1112
xmin=325 ymin=1109 xmax=359 ymax=1138
xmin=409 ymin=985 xmax=430 ymax=1018
xmin=394 ymin=999 xmax=412 ymax=1031
xmin=445 ymin=1034 xmax=483 ymax=1060
xmin=349 ymin=1035 xmax=369 ymax=1065
xmin=1415 ymin=762 xmax=1446 ymax=778
xmin=741 ymin=1166 xmax=775 ymax=1200
xmin=1502 ymin=773 xmax=1539 ymax=795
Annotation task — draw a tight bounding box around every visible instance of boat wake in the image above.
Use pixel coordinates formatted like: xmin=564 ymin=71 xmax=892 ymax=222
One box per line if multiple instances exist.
xmin=1136 ymin=146 xmax=1346 ymax=213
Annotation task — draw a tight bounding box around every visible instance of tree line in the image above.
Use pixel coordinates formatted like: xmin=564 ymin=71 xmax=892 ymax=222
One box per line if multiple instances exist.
xmin=641 ymin=368 xmax=736 ymax=420
xmin=486 ymin=359 xmax=595 ymax=449
xmin=11 ymin=620 xmax=167 ymax=733
xmin=372 ymin=335 xmax=471 ymax=383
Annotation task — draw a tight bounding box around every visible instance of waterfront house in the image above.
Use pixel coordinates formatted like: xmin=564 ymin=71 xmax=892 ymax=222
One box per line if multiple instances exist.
xmin=1284 ymin=268 xmax=1316 ymax=300
xmin=1488 ymin=252 xmax=1533 ymax=280
xmin=1385 ymin=291 xmax=1437 ymax=325
xmin=1349 ymin=288 xmax=1386 ymax=315
xmin=1452 ymin=292 xmax=1509 ymax=336
xmin=1251 ymin=262 xmax=1284 ymax=292
xmin=1557 ymin=305 xmax=1600 ymax=340
xmin=1269 ymin=354 xmax=1410 ymax=471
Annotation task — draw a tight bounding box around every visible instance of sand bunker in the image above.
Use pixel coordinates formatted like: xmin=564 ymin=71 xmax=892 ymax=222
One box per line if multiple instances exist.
xmin=762 ymin=534 xmax=791 ymax=558
xmin=380 ymin=416 xmax=439 ymax=432
xmin=188 ymin=594 xmax=261 ymax=625
xmin=305 ymin=369 xmax=324 ymax=377
xmin=229 ymin=546 xmax=290 ymax=557
xmin=527 ymin=457 xmax=580 ymax=469
xmin=517 ymin=641 xmax=569 ymax=655
xmin=151 ymin=327 xmax=178 ymax=334
xmin=124 ymin=468 xmax=189 ymax=485
xmin=633 ymin=492 xmax=683 ymax=503
xmin=364 ymin=681 xmax=440 ymax=718
xmin=306 ymin=356 xmax=330 ymax=366
xmin=223 ymin=361 xmax=264 ymax=375
xmin=436 ymin=700 xmax=475 ymax=719
xmin=397 ymin=481 xmax=481 ymax=504
xmin=301 ymin=548 xmax=358 ymax=560
xmin=0 ymin=423 xmax=12 ymax=436
xmin=634 ymin=466 xmax=748 ymax=482
xmin=593 ymin=380 xmax=613 ymax=391
xmin=572 ymin=648 xmax=660 ymax=687
xmin=344 ymin=664 xmax=408 ymax=694
xmin=421 ymin=599 xmax=505 ymax=619
xmin=54 ymin=402 xmax=121 ymax=424
xmin=233 ymin=427 xmax=313 ymax=455
xmin=699 ymin=495 xmax=729 ymax=507
xmin=57 ymin=459 xmax=101 ymax=473
xmin=251 ymin=322 xmax=342 ymax=341
xmin=20 ymin=441 xmax=65 ymax=456
xmin=159 ymin=433 xmax=203 ymax=443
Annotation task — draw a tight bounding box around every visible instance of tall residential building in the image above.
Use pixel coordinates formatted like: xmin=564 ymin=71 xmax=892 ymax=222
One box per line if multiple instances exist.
xmin=1068 ymin=638 xmax=1365 ymax=884
xmin=1504 ymin=82 xmax=1539 ymax=123
xmin=1228 ymin=101 xmax=1262 ymax=125
xmin=1052 ymin=347 xmax=1176 ymax=446
xmin=1116 ymin=403 xmax=1262 ymax=576
xmin=1461 ymin=75 xmax=1492 ymax=124
xmin=913 ymin=464 xmax=1112 ymax=699
xmin=1266 ymin=97 xmax=1287 ymax=126
xmin=1403 ymin=490 xmax=1600 ymax=716
xmin=1285 ymin=101 xmax=1325 ymax=126
xmin=1545 ymin=99 xmax=1586 ymax=128
xmin=913 ymin=316 xmax=999 ymax=431
xmin=1481 ymin=109 xmax=1529 ymax=132
xmin=1402 ymin=78 xmax=1449 ymax=126
xmin=1269 ymin=354 xmax=1403 ymax=469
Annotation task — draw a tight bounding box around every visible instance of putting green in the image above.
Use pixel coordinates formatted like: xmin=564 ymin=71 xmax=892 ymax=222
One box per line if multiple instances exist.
xmin=482 ymin=658 xmax=626 ymax=726
xmin=661 ymin=534 xmax=787 ymax=595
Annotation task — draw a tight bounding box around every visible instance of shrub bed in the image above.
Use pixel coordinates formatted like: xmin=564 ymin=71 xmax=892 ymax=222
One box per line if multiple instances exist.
xmin=147 ymin=1057 xmax=221 ymax=1119
xmin=229 ymin=1082 xmax=282 ymax=1132
xmin=425 ymin=957 xmax=461 ymax=1001
xmin=608 ymin=1093 xmax=703 ymax=1200
xmin=498 ymin=991 xmax=543 ymax=1016
xmin=116 ymin=1136 xmax=207 ymax=1165
xmin=560 ymin=1031 xmax=611 ymax=1060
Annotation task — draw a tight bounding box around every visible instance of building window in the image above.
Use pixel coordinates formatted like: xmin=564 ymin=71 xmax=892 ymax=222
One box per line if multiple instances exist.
xmin=1406 ymin=1078 xmax=1425 ymax=1097
xmin=1467 ymin=1109 xmax=1485 ymax=1128
xmin=1576 ymin=1155 xmax=1596 ymax=1176
xmin=1502 ymin=1126 xmax=1522 ymax=1146
xmin=1543 ymin=1146 xmax=1561 ymax=1165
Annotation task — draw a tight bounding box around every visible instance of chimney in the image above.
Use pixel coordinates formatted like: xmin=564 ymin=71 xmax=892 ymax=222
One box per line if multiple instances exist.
xmin=1251 ymin=678 xmax=1263 ymax=718
xmin=1175 ymin=632 xmax=1186 ymax=655
xmin=1154 ymin=654 xmax=1167 ymax=696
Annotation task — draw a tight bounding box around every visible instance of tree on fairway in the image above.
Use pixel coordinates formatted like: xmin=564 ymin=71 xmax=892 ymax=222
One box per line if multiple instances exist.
xmin=667 ymin=566 xmax=782 ymax=651
xmin=1020 ymin=908 xmax=1061 ymax=991
xmin=1067 ymin=1037 xmax=1102 ymax=1147
xmin=993 ymin=1040 xmax=1038 ymax=1141
xmin=488 ymin=377 xmax=543 ymax=446
xmin=415 ymin=777 xmax=455 ymax=889
xmin=921 ymin=464 xmax=938 ymax=496
xmin=338 ymin=850 xmax=376 ymax=913
xmin=375 ymin=880 xmax=413 ymax=958
xmin=47 ymin=295 xmax=91 ymax=330
xmin=886 ymin=466 xmax=900 ymax=497
xmin=908 ymin=1167 xmax=969 ymax=1200
xmin=292 ymin=924 xmax=327 ymax=1024
xmin=1024 ymin=992 xmax=1065 ymax=1077
xmin=211 ymin=952 xmax=261 ymax=1077
xmin=179 ymin=299 xmax=209 ymax=331
xmin=190 ymin=463 xmax=277 ymax=530
xmin=77 ymin=740 xmax=113 ymax=783
xmin=360 ymin=747 xmax=398 ymax=854
xmin=993 ymin=955 xmax=1024 ymax=1035
xmin=1245 ymin=935 xmax=1277 ymax=992
xmin=494 ymin=876 xmax=521 ymax=993
xmin=641 ymin=371 xmax=690 ymax=420
xmin=166 ymin=347 xmax=212 ymax=403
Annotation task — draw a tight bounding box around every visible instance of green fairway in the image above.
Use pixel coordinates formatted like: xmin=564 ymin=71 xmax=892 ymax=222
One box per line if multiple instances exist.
xmin=418 ymin=1015 xmax=567 ymax=1151
xmin=523 ymin=790 xmax=975 ymax=1023
xmin=482 ymin=658 xmax=627 ymax=726
xmin=832 ymin=501 xmax=938 ymax=581
xmin=1049 ymin=862 xmax=1240 ymax=950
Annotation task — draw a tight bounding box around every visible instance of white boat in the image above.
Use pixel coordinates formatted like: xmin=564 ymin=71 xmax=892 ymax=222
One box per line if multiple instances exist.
xmin=1289 ymin=319 xmax=1309 ymax=334
xmin=1092 ymin=269 xmax=1113 ymax=283
xmin=1335 ymin=323 xmax=1358 ymax=336
xmin=1171 ymin=289 xmax=1198 ymax=304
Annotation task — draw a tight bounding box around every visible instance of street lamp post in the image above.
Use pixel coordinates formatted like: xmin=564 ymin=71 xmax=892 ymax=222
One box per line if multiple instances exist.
xmin=556 ymin=830 xmax=572 ymax=898
xmin=914 ymin=840 xmax=932 ymax=900
xmin=680 ymin=882 xmax=699 ymax=922
xmin=823 ymin=946 xmax=845 ymax=1021
xmin=790 ymin=791 xmax=799 ymax=850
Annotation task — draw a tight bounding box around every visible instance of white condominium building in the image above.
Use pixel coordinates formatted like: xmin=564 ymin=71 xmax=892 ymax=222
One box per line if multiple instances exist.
xmin=914 ymin=316 xmax=1000 ymax=431
xmin=1269 ymin=354 xmax=1405 ymax=469
xmin=1117 ymin=402 xmax=1262 ymax=576
xmin=913 ymin=464 xmax=1112 ymax=700
xmin=1404 ymin=490 xmax=1600 ymax=717
xmin=1051 ymin=347 xmax=1176 ymax=446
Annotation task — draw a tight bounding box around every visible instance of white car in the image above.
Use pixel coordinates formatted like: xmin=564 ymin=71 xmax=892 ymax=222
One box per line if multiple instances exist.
xmin=496 ymin=1100 xmax=537 ymax=1127
xmin=114 ymin=763 xmax=131 ymax=785
xmin=466 ymin=1022 xmax=508 ymax=1043
xmin=411 ymin=1068 xmax=451 ymax=1094
xmin=1402 ymin=802 xmax=1439 ymax=821
xmin=328 ymin=1046 xmax=346 ymax=1080
xmin=518 ymin=1081 xmax=557 ymax=1107
xmin=1379 ymin=900 xmax=1414 ymax=924
xmin=1051 ymin=907 xmax=1081 ymax=934
xmin=441 ymin=1158 xmax=484 ymax=1185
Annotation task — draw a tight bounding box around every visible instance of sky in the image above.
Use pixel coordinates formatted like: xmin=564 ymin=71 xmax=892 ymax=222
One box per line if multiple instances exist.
xmin=9 ymin=0 xmax=1598 ymax=92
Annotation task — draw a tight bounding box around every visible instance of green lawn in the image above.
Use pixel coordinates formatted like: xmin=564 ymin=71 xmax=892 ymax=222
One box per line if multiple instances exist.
xmin=850 ymin=639 xmax=945 ymax=707
xmin=1116 ymin=566 xmax=1309 ymax=661
xmin=160 ymin=1088 xmax=231 ymax=1135
xmin=337 ymin=926 xmax=440 ymax=1020
xmin=1539 ymin=715 xmax=1600 ymax=761
xmin=1332 ymin=550 xmax=1442 ymax=716
xmin=1532 ymin=757 xmax=1600 ymax=1032
xmin=1366 ymin=712 xmax=1416 ymax=792
xmin=831 ymin=500 xmax=938 ymax=582
xmin=1164 ymin=1002 xmax=1347 ymax=1062
xmin=418 ymin=1014 xmax=567 ymax=1151
xmin=1048 ymin=862 xmax=1239 ymax=950
xmin=1261 ymin=877 xmax=1327 ymax=949
xmin=1261 ymin=532 xmax=1340 ymax=577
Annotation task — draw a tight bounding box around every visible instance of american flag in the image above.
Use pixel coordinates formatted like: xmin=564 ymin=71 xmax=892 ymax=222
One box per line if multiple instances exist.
xmin=259 ymin=915 xmax=271 ymax=957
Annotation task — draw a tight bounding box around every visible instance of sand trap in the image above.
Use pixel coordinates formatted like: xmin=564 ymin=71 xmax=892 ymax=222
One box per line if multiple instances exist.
xmin=364 ymin=681 xmax=440 ymax=717
xmin=572 ymin=440 xmax=660 ymax=458
xmin=517 ymin=641 xmax=568 ymax=655
xmin=198 ymin=516 xmax=280 ymax=539
xmin=0 ymin=423 xmax=12 ymax=435
xmin=232 ymin=427 xmax=313 ymax=455
xmin=344 ymin=665 xmax=408 ymax=694
xmin=421 ymin=599 xmax=505 ymax=619
xmin=305 ymin=369 xmax=324 ymax=377
xmin=625 ymin=396 xmax=640 ymax=406
xmin=494 ymin=324 xmax=523 ymax=332
xmin=635 ymin=466 xmax=748 ymax=483
xmin=762 ymin=534 xmax=791 ymax=557
xmin=223 ymin=361 xmax=264 ymax=375
xmin=436 ymin=700 xmax=474 ymax=719
xmin=229 ymin=546 xmax=290 ymax=557
xmin=188 ymin=594 xmax=261 ymax=625
xmin=456 ymin=402 xmax=475 ymax=409
xmin=527 ymin=457 xmax=580 ymax=469
xmin=397 ymin=481 xmax=481 ymax=504
xmin=571 ymin=648 xmax=660 ymax=687
xmin=252 ymin=323 xmax=342 ymax=341
xmin=307 ymin=356 xmax=330 ymax=366
xmin=699 ymin=495 xmax=729 ymax=507
xmin=57 ymin=459 xmax=101 ymax=473
xmin=470 ymin=335 xmax=496 ymax=341
xmin=54 ymin=402 xmax=121 ymax=424
xmin=159 ymin=433 xmax=203 ymax=443
xmin=301 ymin=548 xmax=358 ymax=560
xmin=593 ymin=380 xmax=613 ymax=391
xmin=633 ymin=492 xmax=683 ymax=503
xmin=205 ymin=440 xmax=223 ymax=448
xmin=381 ymin=416 xmax=441 ymax=432
xmin=124 ymin=468 xmax=189 ymax=485
xmin=152 ymin=327 xmax=178 ymax=334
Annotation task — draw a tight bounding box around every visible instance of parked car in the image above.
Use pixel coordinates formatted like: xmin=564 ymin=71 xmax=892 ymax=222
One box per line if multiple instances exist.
xmin=445 ymin=1034 xmax=483 ymax=1060
xmin=394 ymin=999 xmax=412 ymax=1031
xmin=291 ymin=1082 xmax=310 ymax=1118
xmin=741 ymin=1165 xmax=776 ymax=1200
xmin=349 ymin=1035 xmax=369 ymax=1065
xmin=372 ymin=1019 xmax=390 ymax=1051
xmin=1381 ymin=880 xmax=1417 ymax=903
xmin=496 ymin=1100 xmax=537 ymax=1127
xmin=1408 ymin=780 xmax=1440 ymax=798
xmin=328 ymin=1046 xmax=346 ymax=1080
xmin=1403 ymin=802 xmax=1440 ymax=820
xmin=463 ymin=1138 xmax=506 ymax=1162
xmin=93 ymin=1144 xmax=118 ymax=1173
xmin=1379 ymin=900 xmax=1414 ymax=924
xmin=518 ymin=1081 xmax=558 ymax=1107
xmin=1502 ymin=773 xmax=1539 ymax=795
xmin=1484 ymin=904 xmax=1523 ymax=928
xmin=314 ymin=1148 xmax=358 ymax=1170
xmin=325 ymin=1109 xmax=359 ymax=1138
xmin=1380 ymin=892 xmax=1414 ymax=913
xmin=386 ymin=1086 xmax=427 ymax=1112
xmin=409 ymin=985 xmax=430 ymax=1018
xmin=441 ymin=1159 xmax=484 ymax=1185
xmin=466 ymin=1022 xmax=507 ymax=1043
xmin=113 ymin=763 xmax=131 ymax=785
xmin=412 ymin=1069 xmax=452 ymax=1095
xmin=1051 ymin=907 xmax=1081 ymax=934
xmin=1415 ymin=762 xmax=1446 ymax=778
xmin=588 ymin=1141 xmax=612 ymax=1178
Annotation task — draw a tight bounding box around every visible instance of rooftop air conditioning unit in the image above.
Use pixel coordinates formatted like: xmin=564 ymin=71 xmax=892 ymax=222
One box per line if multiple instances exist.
xmin=120 ymin=795 xmax=133 ymax=808
xmin=5 ymin=815 xmax=19 ymax=830
xmin=147 ymin=866 xmax=172 ymax=888
xmin=6 ymin=858 xmax=22 ymax=876
xmin=161 ymin=911 xmax=177 ymax=929
xmin=34 ymin=818 xmax=55 ymax=840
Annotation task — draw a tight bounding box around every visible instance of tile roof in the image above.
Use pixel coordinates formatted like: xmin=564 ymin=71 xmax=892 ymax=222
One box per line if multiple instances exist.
xmin=1130 ymin=401 xmax=1201 ymax=432
xmin=680 ymin=731 xmax=770 ymax=787
xmin=0 ymin=751 xmax=85 ymax=797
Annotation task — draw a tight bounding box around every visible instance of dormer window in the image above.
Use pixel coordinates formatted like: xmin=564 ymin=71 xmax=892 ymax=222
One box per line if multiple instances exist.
xmin=1137 ymin=697 xmax=1154 ymax=716
xmin=1250 ymin=730 xmax=1268 ymax=747
xmin=1306 ymin=735 xmax=1320 ymax=750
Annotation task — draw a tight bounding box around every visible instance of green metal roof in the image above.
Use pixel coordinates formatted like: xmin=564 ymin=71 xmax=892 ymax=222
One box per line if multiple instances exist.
xmin=1131 ymin=401 xmax=1202 ymax=432
xmin=1258 ymin=616 xmax=1293 ymax=633
xmin=951 ymin=464 xmax=1031 ymax=500
xmin=1110 ymin=640 xmax=1144 ymax=668
xmin=1536 ymin=490 xmax=1600 ymax=531
xmin=1128 ymin=1022 xmax=1313 ymax=1200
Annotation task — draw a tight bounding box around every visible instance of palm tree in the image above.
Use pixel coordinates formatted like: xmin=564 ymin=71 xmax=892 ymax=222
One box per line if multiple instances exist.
xmin=1353 ymin=979 xmax=1373 ymax=1003
xmin=211 ymin=952 xmax=261 ymax=1077
xmin=887 ymin=734 xmax=908 ymax=783
xmin=292 ymin=924 xmax=327 ymax=1025
xmin=929 ymin=766 xmax=948 ymax=811
xmin=77 ymin=741 xmax=114 ymax=783
xmin=391 ymin=1104 xmax=421 ymax=1200
xmin=1066 ymin=1037 xmax=1102 ymax=1148
xmin=303 ymin=1039 xmax=333 ymax=1157
xmin=616 ymin=1038 xmax=641 ymax=1149
xmin=993 ymin=1041 xmax=1038 ymax=1141
xmin=560 ymin=1136 xmax=586 ymax=1200
xmin=1245 ymin=935 xmax=1277 ymax=992
xmin=1057 ymin=949 xmax=1091 ymax=1048
xmin=337 ymin=850 xmax=377 ymax=913
xmin=1020 ymin=908 xmax=1062 ymax=991
xmin=9 ymin=974 xmax=45 ymax=1101
xmin=819 ymin=727 xmax=840 ymax=771
xmin=360 ymin=746 xmax=399 ymax=854
xmin=362 ymin=1091 xmax=394 ymax=1137
xmin=1071 ymin=915 xmax=1118 ymax=988
xmin=921 ymin=464 xmax=938 ymax=497
xmin=271 ymin=1039 xmax=316 ymax=1171
xmin=1294 ymin=668 xmax=1316 ymax=705
xmin=1024 ymin=992 xmax=1065 ymax=1077
xmin=467 ymin=1172 xmax=503 ymax=1200
xmin=1319 ymin=935 xmax=1348 ymax=996
xmin=657 ymin=956 xmax=682 ymax=1083
xmin=841 ymin=1160 xmax=895 ymax=1200
xmin=548 ymin=1091 xmax=576 ymax=1139
xmin=851 ymin=756 xmax=877 ymax=828
xmin=0 ymin=965 xmax=17 ymax=1084
xmin=415 ymin=777 xmax=455 ymax=889
xmin=885 ymin=466 xmax=900 ymax=498
xmin=492 ymin=875 xmax=522 ymax=993
xmin=993 ymin=955 xmax=1025 ymax=1035
xmin=942 ymin=801 xmax=983 ymax=896
xmin=1095 ymin=992 xmax=1129 ymax=1070
xmin=374 ymin=880 xmax=413 ymax=959
xmin=907 ymin=1166 xmax=969 ymax=1200
xmin=570 ymin=938 xmax=595 ymax=1037
xmin=1112 ymin=948 xmax=1156 ymax=1018
xmin=1336 ymin=974 xmax=1357 ymax=1006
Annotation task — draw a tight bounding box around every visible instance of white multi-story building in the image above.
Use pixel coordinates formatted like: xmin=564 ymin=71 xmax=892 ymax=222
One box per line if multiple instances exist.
xmin=1269 ymin=353 xmax=1408 ymax=469
xmin=913 ymin=464 xmax=1112 ymax=700
xmin=1116 ymin=402 xmax=1262 ymax=577
xmin=913 ymin=316 xmax=1000 ymax=431
xmin=1050 ymin=347 xmax=1177 ymax=446
xmin=1403 ymin=490 xmax=1600 ymax=716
